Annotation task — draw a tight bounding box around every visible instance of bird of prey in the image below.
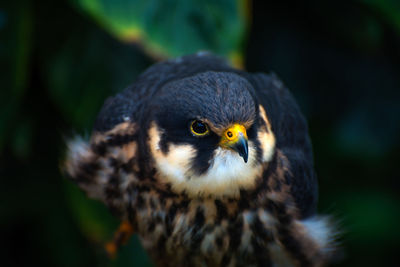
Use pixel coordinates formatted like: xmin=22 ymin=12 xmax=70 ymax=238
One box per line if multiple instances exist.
xmin=64 ymin=52 xmax=335 ymax=267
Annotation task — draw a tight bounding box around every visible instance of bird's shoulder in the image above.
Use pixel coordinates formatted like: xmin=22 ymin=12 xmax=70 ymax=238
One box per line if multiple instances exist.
xmin=244 ymin=72 xmax=318 ymax=217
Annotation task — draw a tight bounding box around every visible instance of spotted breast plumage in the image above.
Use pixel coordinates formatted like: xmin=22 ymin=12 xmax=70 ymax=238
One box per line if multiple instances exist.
xmin=64 ymin=52 xmax=336 ymax=266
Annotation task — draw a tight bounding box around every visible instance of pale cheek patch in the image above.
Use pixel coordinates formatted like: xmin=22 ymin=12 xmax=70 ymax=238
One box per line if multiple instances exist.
xmin=157 ymin=144 xmax=196 ymax=183
xmin=148 ymin=123 xmax=196 ymax=184
xmin=258 ymin=105 xmax=276 ymax=162
xmin=258 ymin=130 xmax=275 ymax=163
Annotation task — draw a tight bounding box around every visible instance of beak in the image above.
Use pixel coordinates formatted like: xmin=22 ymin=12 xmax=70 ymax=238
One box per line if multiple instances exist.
xmin=219 ymin=124 xmax=249 ymax=163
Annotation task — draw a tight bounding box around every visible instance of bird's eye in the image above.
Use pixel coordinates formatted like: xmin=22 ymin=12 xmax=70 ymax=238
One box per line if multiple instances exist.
xmin=190 ymin=120 xmax=209 ymax=136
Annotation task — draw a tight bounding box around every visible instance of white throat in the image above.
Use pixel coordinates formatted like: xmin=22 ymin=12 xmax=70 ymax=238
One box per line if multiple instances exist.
xmin=186 ymin=146 xmax=263 ymax=197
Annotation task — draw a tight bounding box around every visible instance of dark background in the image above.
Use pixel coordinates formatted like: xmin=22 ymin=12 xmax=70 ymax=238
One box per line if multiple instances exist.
xmin=1 ymin=0 xmax=399 ymax=266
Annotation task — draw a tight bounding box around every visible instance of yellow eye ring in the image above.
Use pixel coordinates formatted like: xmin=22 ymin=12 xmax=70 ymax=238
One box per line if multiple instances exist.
xmin=190 ymin=120 xmax=209 ymax=136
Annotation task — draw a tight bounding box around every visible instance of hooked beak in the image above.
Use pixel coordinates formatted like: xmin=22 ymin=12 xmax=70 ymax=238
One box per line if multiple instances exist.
xmin=219 ymin=124 xmax=249 ymax=163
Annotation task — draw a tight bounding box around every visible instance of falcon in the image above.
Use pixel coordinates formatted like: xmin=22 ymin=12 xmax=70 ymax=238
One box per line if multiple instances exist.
xmin=64 ymin=52 xmax=335 ymax=266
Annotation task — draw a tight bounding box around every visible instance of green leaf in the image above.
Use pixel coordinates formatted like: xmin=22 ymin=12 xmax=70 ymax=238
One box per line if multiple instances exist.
xmin=0 ymin=1 xmax=33 ymax=156
xmin=71 ymin=0 xmax=249 ymax=67
xmin=44 ymin=27 xmax=151 ymax=130
xmin=64 ymin=181 xmax=118 ymax=243
xmin=336 ymin=192 xmax=400 ymax=242
xmin=360 ymin=0 xmax=400 ymax=34
xmin=12 ymin=120 xmax=33 ymax=159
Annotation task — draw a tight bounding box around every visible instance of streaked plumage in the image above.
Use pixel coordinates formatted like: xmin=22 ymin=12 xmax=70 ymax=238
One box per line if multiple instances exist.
xmin=64 ymin=52 xmax=335 ymax=266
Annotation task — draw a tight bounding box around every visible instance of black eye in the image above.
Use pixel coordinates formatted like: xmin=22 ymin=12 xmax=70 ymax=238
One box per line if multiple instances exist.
xmin=190 ymin=120 xmax=209 ymax=136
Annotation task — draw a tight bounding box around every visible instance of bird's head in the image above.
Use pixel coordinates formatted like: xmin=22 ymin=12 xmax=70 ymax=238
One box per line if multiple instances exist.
xmin=147 ymin=71 xmax=275 ymax=198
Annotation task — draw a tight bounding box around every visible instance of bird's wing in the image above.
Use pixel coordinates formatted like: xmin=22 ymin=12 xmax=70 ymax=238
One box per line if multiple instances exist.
xmin=246 ymin=73 xmax=318 ymax=218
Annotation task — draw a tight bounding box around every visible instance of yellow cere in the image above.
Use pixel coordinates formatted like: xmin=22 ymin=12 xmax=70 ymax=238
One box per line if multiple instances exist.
xmin=220 ymin=124 xmax=248 ymax=146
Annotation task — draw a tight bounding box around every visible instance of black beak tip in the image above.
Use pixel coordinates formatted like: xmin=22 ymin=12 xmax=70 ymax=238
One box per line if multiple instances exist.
xmin=235 ymin=137 xmax=249 ymax=163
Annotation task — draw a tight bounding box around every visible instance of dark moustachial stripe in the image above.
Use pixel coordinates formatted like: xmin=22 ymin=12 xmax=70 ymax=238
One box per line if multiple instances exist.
xmin=191 ymin=144 xmax=217 ymax=176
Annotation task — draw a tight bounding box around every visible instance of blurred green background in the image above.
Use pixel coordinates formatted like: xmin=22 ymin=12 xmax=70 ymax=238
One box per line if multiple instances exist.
xmin=1 ymin=0 xmax=400 ymax=266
